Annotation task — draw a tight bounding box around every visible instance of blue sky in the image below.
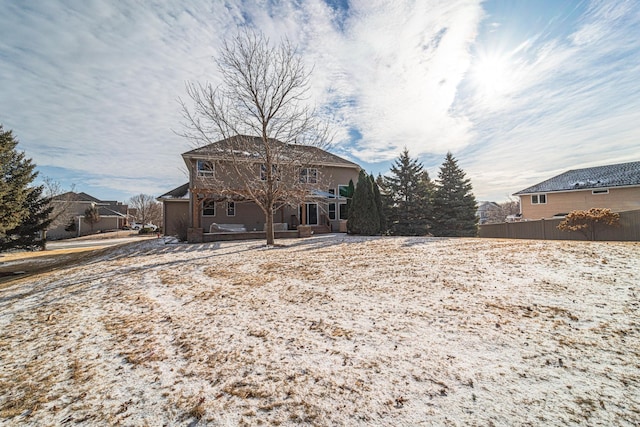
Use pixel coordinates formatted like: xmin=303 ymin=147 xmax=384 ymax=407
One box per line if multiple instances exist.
xmin=1 ymin=0 xmax=638 ymax=203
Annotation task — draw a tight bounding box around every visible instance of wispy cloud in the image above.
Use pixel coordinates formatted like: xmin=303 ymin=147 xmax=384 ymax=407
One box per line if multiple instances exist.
xmin=0 ymin=0 xmax=638 ymax=202
xmin=455 ymin=0 xmax=640 ymax=200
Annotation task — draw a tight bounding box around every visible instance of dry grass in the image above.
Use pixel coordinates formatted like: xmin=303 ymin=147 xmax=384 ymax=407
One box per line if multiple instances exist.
xmin=0 ymin=236 xmax=639 ymax=426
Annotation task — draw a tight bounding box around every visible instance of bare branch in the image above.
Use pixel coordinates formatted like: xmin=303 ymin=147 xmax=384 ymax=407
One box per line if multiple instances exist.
xmin=179 ymin=29 xmax=334 ymax=244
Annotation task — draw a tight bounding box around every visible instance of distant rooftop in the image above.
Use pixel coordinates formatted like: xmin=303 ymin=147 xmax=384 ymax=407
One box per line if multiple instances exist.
xmin=514 ymin=161 xmax=640 ymax=195
xmin=157 ymin=183 xmax=190 ymax=200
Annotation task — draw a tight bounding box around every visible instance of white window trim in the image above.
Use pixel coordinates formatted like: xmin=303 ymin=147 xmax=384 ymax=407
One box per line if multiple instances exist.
xmin=197 ymin=160 xmax=215 ymax=177
xmin=531 ymin=194 xmax=547 ymax=204
xmin=338 ymin=184 xmax=349 ymax=198
xmin=300 ymin=168 xmax=318 ymax=184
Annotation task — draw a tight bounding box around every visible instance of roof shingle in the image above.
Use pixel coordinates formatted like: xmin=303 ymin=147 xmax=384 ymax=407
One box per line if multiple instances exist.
xmin=182 ymin=135 xmax=359 ymax=168
xmin=514 ymin=161 xmax=640 ymax=195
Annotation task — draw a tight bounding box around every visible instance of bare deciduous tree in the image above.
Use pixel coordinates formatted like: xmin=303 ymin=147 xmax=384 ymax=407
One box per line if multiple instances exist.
xmin=128 ymin=194 xmax=162 ymax=228
xmin=179 ymin=29 xmax=331 ymax=245
xmin=43 ymin=177 xmax=76 ymax=231
xmin=485 ymin=199 xmax=520 ymax=224
xmin=83 ymin=205 xmax=100 ymax=233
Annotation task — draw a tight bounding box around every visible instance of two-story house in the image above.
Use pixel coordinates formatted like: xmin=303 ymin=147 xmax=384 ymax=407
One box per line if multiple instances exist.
xmin=158 ymin=135 xmax=361 ymax=241
xmin=513 ymin=161 xmax=640 ymax=220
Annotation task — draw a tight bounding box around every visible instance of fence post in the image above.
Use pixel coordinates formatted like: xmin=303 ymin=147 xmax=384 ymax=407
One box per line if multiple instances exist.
xmin=541 ymin=218 xmax=546 ymax=240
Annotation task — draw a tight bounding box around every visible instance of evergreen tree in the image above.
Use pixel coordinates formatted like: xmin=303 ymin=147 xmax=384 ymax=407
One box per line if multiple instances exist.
xmin=370 ymin=174 xmax=385 ymax=234
xmin=2 ymin=187 xmax=53 ymax=251
xmin=341 ymin=179 xmax=355 ymax=219
xmin=431 ymin=152 xmax=478 ymax=237
xmin=380 ymin=148 xmax=432 ymax=235
xmin=347 ymin=170 xmax=380 ymax=235
xmin=0 ymin=126 xmax=53 ymax=251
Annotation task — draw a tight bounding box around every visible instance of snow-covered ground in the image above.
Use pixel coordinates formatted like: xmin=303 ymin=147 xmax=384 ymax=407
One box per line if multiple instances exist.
xmin=1 ymin=235 xmax=638 ymax=426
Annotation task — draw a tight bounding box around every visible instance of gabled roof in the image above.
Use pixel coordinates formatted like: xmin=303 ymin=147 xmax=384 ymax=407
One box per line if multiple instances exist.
xmin=53 ymin=191 xmax=101 ymax=202
xmin=514 ymin=161 xmax=640 ymax=195
xmin=476 ymin=201 xmax=500 ymax=210
xmin=158 ymin=183 xmax=190 ymax=200
xmin=182 ymin=135 xmax=360 ymax=168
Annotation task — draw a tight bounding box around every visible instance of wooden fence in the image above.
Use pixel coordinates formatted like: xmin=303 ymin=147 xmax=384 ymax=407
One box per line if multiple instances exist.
xmin=478 ymin=209 xmax=640 ymax=241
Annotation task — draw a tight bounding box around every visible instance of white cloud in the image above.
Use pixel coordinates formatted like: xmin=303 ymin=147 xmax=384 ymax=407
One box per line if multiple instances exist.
xmin=456 ymin=0 xmax=640 ymax=201
xmin=1 ymin=0 xmax=638 ymax=203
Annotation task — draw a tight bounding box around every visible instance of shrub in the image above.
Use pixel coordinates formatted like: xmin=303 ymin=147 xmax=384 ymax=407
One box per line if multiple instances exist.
xmin=557 ymin=208 xmax=620 ymax=241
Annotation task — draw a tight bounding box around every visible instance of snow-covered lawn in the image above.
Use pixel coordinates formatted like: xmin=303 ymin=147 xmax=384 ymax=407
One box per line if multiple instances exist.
xmin=1 ymin=235 xmax=638 ymax=426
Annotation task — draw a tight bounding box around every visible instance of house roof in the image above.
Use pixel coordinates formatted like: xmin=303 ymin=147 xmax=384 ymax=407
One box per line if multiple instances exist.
xmin=53 ymin=191 xmax=102 ymax=202
xmin=96 ymin=206 xmax=127 ymax=217
xmin=157 ymin=183 xmax=190 ymax=200
xmin=514 ymin=161 xmax=640 ymax=195
xmin=476 ymin=201 xmax=500 ymax=211
xmin=182 ymin=135 xmax=360 ymax=168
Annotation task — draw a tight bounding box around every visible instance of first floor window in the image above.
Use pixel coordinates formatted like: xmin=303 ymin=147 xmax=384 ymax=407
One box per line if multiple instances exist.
xmin=227 ymin=201 xmax=236 ymax=216
xmin=197 ymin=160 xmax=215 ymax=177
xmin=531 ymin=194 xmax=547 ymax=204
xmin=328 ymin=203 xmax=336 ymax=220
xmin=299 ymin=203 xmax=318 ymax=225
xmin=338 ymin=203 xmax=348 ymax=220
xmin=203 ymin=199 xmax=215 ymax=216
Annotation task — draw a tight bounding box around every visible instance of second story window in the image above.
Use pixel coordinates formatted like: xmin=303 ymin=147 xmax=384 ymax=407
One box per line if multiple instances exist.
xmin=260 ymin=164 xmax=279 ymax=181
xmin=531 ymin=194 xmax=547 ymax=204
xmin=227 ymin=201 xmax=235 ymax=216
xmin=197 ymin=160 xmax=215 ymax=177
xmin=300 ymin=168 xmax=318 ymax=184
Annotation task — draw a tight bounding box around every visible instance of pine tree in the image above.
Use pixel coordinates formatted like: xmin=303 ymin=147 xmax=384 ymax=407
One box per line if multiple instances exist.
xmin=0 ymin=125 xmax=53 ymax=251
xmin=2 ymin=187 xmax=53 ymax=251
xmin=347 ymin=170 xmax=380 ymax=235
xmin=380 ymin=148 xmax=432 ymax=235
xmin=370 ymin=174 xmax=385 ymax=234
xmin=431 ymin=152 xmax=478 ymax=237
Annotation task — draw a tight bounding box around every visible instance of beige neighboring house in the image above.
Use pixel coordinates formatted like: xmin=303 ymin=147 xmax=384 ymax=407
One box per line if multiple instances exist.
xmin=158 ymin=135 xmax=361 ymax=241
xmin=47 ymin=192 xmax=130 ymax=239
xmin=513 ymin=161 xmax=640 ymax=220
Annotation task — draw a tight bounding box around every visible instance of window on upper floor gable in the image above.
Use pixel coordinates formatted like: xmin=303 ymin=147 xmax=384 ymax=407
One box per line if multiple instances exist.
xmin=197 ymin=160 xmax=215 ymax=177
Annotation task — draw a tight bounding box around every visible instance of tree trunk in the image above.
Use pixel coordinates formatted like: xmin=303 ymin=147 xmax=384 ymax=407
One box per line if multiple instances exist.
xmin=266 ymin=208 xmax=275 ymax=245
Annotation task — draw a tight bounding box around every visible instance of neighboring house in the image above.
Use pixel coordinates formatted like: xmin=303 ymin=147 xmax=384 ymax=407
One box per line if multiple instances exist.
xmin=157 ymin=183 xmax=190 ymax=238
xmin=476 ymin=201 xmax=500 ymax=224
xmin=158 ymin=135 xmax=361 ymax=241
xmin=513 ymin=161 xmax=640 ymax=220
xmin=47 ymin=192 xmax=129 ymax=239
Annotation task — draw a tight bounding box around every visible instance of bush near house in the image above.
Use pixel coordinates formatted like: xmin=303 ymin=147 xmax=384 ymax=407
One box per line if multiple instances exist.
xmin=557 ymin=208 xmax=620 ymax=241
